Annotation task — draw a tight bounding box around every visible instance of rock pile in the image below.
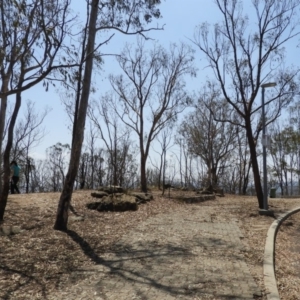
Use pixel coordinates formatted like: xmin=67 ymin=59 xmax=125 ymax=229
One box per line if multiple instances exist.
xmin=87 ymin=186 xmax=153 ymax=212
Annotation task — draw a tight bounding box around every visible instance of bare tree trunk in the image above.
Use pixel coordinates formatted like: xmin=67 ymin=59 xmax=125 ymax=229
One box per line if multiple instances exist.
xmin=184 ymin=150 xmax=188 ymax=187
xmin=158 ymin=150 xmax=163 ymax=190
xmin=54 ymin=0 xmax=99 ymax=231
xmin=113 ymin=133 xmax=118 ymax=186
xmin=140 ymin=153 xmax=147 ymax=192
xmin=161 ymin=148 xmax=167 ymax=195
xmin=88 ymin=129 xmax=97 ymax=189
xmin=245 ymin=119 xmax=264 ymax=208
xmin=179 ymin=139 xmax=183 ymax=187
xmin=0 ymin=93 xmax=8 ymax=194
xmin=0 ymin=92 xmax=22 ymax=221
xmin=242 ymin=160 xmax=251 ymax=195
xmin=189 ymin=155 xmax=193 ymax=187
xmin=25 ymin=157 xmax=30 ymax=193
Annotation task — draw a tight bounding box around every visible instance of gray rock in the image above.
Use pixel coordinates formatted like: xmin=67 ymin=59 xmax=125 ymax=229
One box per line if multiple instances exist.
xmin=215 ymin=188 xmax=225 ymax=197
xmin=130 ymin=192 xmax=153 ymax=204
xmin=97 ymin=186 xmax=125 ymax=194
xmin=195 ymin=186 xmax=224 ymax=197
xmin=69 ymin=216 xmax=85 ymax=222
xmin=181 ymin=195 xmax=216 ymax=203
xmin=0 ymin=225 xmax=22 ymax=236
xmin=87 ymin=194 xmax=138 ymax=212
xmin=91 ymin=191 xmax=109 ymax=198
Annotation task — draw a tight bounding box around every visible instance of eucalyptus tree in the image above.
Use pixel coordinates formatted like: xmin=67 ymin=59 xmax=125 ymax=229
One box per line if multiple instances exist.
xmin=10 ymin=101 xmax=49 ymax=160
xmin=193 ymin=0 xmax=300 ymax=208
xmin=235 ymin=125 xmax=252 ymax=195
xmin=108 ymin=40 xmax=195 ymax=192
xmin=46 ymin=143 xmax=70 ymax=192
xmin=149 ymin=127 xmax=173 ymax=190
xmin=289 ymin=102 xmax=300 ymax=194
xmin=0 ymin=0 xmax=75 ymax=221
xmin=93 ymin=148 xmax=106 ymax=187
xmin=179 ymin=90 xmax=238 ymax=188
xmin=10 ymin=100 xmax=49 ymax=193
xmin=89 ymin=100 xmax=135 ymax=187
xmin=26 ymin=159 xmax=49 ymax=192
xmin=54 ymin=0 xmax=163 ymax=230
xmin=270 ymin=123 xmax=300 ymax=196
xmin=81 ymin=125 xmax=98 ymax=189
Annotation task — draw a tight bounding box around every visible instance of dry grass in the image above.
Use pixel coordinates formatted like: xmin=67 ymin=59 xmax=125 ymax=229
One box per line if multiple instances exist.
xmin=0 ymin=189 xmax=299 ymax=299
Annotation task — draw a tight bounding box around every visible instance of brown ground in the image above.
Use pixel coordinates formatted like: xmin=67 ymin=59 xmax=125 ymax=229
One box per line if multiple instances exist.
xmin=0 ymin=190 xmax=299 ymax=300
xmin=275 ymin=211 xmax=300 ymax=299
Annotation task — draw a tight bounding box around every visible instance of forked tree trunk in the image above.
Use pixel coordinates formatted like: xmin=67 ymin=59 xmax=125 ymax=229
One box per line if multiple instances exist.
xmin=54 ymin=0 xmax=99 ymax=231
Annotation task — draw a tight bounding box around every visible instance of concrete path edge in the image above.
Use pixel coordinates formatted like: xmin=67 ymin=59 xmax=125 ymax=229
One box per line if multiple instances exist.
xmin=263 ymin=206 xmax=300 ymax=300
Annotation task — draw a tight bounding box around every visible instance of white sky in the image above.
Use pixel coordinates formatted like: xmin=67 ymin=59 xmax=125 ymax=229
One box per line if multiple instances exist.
xmin=17 ymin=0 xmax=299 ymax=161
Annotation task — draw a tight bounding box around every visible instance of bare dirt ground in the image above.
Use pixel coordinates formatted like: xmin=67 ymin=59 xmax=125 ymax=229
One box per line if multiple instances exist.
xmin=0 ymin=190 xmax=299 ymax=300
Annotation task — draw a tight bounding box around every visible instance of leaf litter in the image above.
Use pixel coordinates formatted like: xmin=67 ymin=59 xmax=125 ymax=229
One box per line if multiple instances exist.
xmin=0 ymin=190 xmax=299 ymax=299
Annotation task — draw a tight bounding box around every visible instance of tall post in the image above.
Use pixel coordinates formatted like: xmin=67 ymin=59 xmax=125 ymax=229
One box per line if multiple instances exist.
xmin=262 ymin=87 xmax=268 ymax=210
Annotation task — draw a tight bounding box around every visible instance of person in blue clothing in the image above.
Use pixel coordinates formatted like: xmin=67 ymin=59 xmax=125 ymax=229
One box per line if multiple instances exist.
xmin=10 ymin=160 xmax=20 ymax=194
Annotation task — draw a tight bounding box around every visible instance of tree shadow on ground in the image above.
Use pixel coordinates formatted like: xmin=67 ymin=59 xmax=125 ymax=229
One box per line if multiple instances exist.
xmin=66 ymin=229 xmax=258 ymax=299
xmin=0 ymin=265 xmax=47 ymax=300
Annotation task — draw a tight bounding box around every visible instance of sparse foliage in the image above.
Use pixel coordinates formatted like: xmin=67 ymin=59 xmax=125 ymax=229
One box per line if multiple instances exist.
xmin=54 ymin=0 xmax=163 ymax=230
xmin=0 ymin=0 xmax=75 ymax=221
xmin=193 ymin=0 xmax=300 ymax=207
xmin=179 ymin=93 xmax=238 ymax=187
xmin=108 ymin=40 xmax=195 ymax=192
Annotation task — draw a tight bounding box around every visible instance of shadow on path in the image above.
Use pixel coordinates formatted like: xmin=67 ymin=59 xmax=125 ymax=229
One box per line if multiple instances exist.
xmin=66 ymin=229 xmax=248 ymax=299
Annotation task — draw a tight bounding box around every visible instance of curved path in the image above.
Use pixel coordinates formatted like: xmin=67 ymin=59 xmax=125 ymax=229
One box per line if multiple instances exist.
xmin=263 ymin=206 xmax=300 ymax=300
xmin=51 ymin=205 xmax=261 ymax=299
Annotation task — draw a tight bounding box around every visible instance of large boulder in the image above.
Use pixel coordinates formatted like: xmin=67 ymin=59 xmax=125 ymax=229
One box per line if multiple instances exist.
xmin=97 ymin=186 xmax=125 ymax=194
xmin=181 ymin=194 xmax=216 ymax=203
xmin=130 ymin=192 xmax=153 ymax=204
xmin=91 ymin=191 xmax=108 ymax=198
xmin=86 ymin=194 xmax=138 ymax=212
xmin=215 ymin=188 xmax=225 ymax=197
xmin=196 ymin=185 xmax=225 ymax=197
xmin=196 ymin=189 xmax=214 ymax=195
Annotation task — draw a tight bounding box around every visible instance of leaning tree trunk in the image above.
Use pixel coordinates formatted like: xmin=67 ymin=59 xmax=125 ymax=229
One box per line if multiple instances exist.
xmin=0 ymin=92 xmax=22 ymax=221
xmin=54 ymin=0 xmax=99 ymax=231
xmin=245 ymin=118 xmax=264 ymax=208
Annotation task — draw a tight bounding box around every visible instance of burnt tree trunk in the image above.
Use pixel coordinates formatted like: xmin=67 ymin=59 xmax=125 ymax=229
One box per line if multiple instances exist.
xmin=0 ymin=90 xmax=8 ymax=195
xmin=54 ymin=0 xmax=99 ymax=231
xmin=245 ymin=117 xmax=264 ymax=208
xmin=140 ymin=153 xmax=147 ymax=192
xmin=0 ymin=92 xmax=22 ymax=221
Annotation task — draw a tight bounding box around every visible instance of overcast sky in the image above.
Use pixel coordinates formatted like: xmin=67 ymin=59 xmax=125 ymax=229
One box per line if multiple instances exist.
xmin=19 ymin=0 xmax=298 ymax=160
